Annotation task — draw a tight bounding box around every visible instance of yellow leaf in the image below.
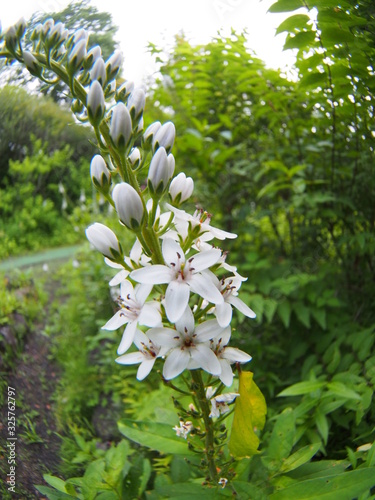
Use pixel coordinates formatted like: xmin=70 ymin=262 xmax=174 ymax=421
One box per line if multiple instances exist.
xmin=229 ymin=371 xmax=267 ymax=458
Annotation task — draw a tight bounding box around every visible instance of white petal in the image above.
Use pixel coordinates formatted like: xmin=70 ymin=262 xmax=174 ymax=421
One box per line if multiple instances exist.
xmin=191 ymin=344 xmax=221 ymax=376
xmin=175 ymin=306 xmax=195 ymax=336
xmin=221 ymin=347 xmax=252 ymax=364
xmin=189 ymin=273 xmax=224 ymax=305
xmin=133 ymin=329 xmax=150 ymax=350
xmin=102 ymin=310 xmax=128 ymax=330
xmin=227 ymin=296 xmax=256 ymax=318
xmin=195 ymin=319 xmax=223 ymax=342
xmin=130 ymin=265 xmax=173 ymax=284
xmin=189 ymin=249 xmax=221 ymax=272
xmin=116 ymin=351 xmax=145 ymax=365
xmin=215 ymin=392 xmax=239 ymax=404
xmin=148 ymin=327 xmax=181 ymax=348
xmin=135 ymin=283 xmax=153 ymax=305
xmin=138 ymin=303 xmax=161 ymax=327
xmin=163 ymin=348 xmax=190 ymax=379
xmin=109 ymin=269 xmax=129 ymax=286
xmin=137 ymin=358 xmax=156 ymax=380
xmin=214 ymin=326 xmax=231 ymax=347
xmin=205 ymin=224 xmax=237 ymax=240
xmin=117 ymin=321 xmax=137 ymax=354
xmin=215 ymin=302 xmax=233 ymax=327
xmin=219 ymin=359 xmax=234 ymax=386
xmin=162 ymin=238 xmax=185 ymax=266
xmin=105 ymin=258 xmax=124 ymax=269
xmin=165 ymin=281 xmax=190 ymax=323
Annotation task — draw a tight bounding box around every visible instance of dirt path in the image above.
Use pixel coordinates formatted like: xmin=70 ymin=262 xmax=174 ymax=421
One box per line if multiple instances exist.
xmin=0 ymin=281 xmax=63 ymax=498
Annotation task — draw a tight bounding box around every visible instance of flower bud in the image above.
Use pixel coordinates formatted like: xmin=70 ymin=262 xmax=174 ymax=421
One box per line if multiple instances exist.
xmin=148 ymin=147 xmax=175 ymax=196
xmin=5 ymin=26 xmax=18 ymax=53
xmin=169 ymin=172 xmax=194 ymax=204
xmin=112 ymin=183 xmax=144 ymax=230
xmin=30 ymin=23 xmax=43 ymax=42
xmin=23 ymin=51 xmax=41 ymax=77
xmin=71 ymin=99 xmax=84 ymax=114
xmin=86 ymin=222 xmax=123 ymax=261
xmin=15 ymin=17 xmax=26 ymax=39
xmin=42 ymin=18 xmax=54 ymax=39
xmin=127 ymin=88 xmax=146 ymax=123
xmin=128 ymin=148 xmax=141 ymax=168
xmin=49 ymin=22 xmax=67 ymax=48
xmin=143 ymin=121 xmax=161 ymax=150
xmin=73 ymin=28 xmax=89 ymax=45
xmin=116 ymin=80 xmax=134 ymax=103
xmin=67 ymin=39 xmax=87 ymax=75
xmin=85 ymin=46 xmax=101 ymax=70
xmin=152 ymin=121 xmax=176 ymax=154
xmin=87 ymin=81 xmax=105 ymax=126
xmin=105 ymin=80 xmax=116 ymax=100
xmin=109 ymin=103 xmax=132 ymax=153
xmin=90 ymin=155 xmax=111 ymax=191
xmin=90 ymin=57 xmax=106 ymax=86
xmin=106 ymin=50 xmax=123 ymax=82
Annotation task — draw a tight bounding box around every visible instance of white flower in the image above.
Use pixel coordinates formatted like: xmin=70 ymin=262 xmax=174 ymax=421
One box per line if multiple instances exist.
xmin=86 ymin=222 xmax=122 ymax=261
xmin=102 ymin=280 xmax=161 ymax=354
xmin=106 ymin=49 xmax=123 ymax=81
xmin=143 ymin=121 xmax=161 ymax=148
xmin=166 ymin=204 xmax=237 ymax=242
xmin=127 ymin=88 xmax=146 ymax=121
xmin=218 ymin=478 xmax=228 ymax=489
xmin=130 ymin=238 xmax=223 ymax=322
xmin=173 ymin=420 xmax=194 ymax=439
xmin=90 ymin=154 xmax=111 ymax=190
xmin=112 ymin=182 xmax=144 ymax=230
xmin=116 ymin=329 xmax=165 ymax=380
xmin=206 ymin=388 xmax=239 ymax=418
xmin=90 ymin=57 xmax=106 ymax=86
xmin=148 ymin=306 xmax=222 ymax=379
xmin=213 ymin=275 xmax=256 ymax=327
xmin=211 ymin=328 xmax=252 ymax=386
xmin=169 ymin=173 xmax=194 ymax=204
xmin=105 ymin=238 xmax=150 ymax=286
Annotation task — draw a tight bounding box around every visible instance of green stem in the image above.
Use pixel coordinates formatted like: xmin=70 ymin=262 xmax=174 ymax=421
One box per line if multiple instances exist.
xmin=191 ymin=370 xmax=218 ymax=483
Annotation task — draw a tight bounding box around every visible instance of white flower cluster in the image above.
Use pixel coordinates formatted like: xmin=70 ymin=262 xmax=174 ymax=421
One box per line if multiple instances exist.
xmin=86 ymin=168 xmax=255 ymax=384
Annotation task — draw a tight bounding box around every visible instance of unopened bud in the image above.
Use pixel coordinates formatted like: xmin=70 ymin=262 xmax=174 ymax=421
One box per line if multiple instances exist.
xmin=127 ymin=88 xmax=146 ymax=123
xmin=85 ymin=45 xmax=101 ymax=70
xmin=112 ymin=183 xmax=144 ymax=230
xmin=148 ymin=147 xmax=175 ymax=196
xmin=23 ymin=51 xmax=41 ymax=77
xmin=73 ymin=28 xmax=89 ymax=45
xmin=90 ymin=57 xmax=106 ymax=86
xmin=30 ymin=23 xmax=43 ymax=42
xmin=68 ymin=39 xmax=87 ymax=75
xmin=15 ymin=17 xmax=26 ymax=39
xmin=109 ymin=103 xmax=132 ymax=153
xmin=5 ymin=26 xmax=18 ymax=52
xmin=116 ymin=80 xmax=134 ymax=103
xmin=152 ymin=121 xmax=176 ymax=154
xmin=90 ymin=155 xmax=111 ymax=191
xmin=143 ymin=121 xmax=161 ymax=150
xmin=86 ymin=222 xmax=123 ymax=261
xmin=169 ymin=173 xmax=194 ymax=205
xmin=87 ymin=81 xmax=105 ymax=127
xmin=106 ymin=50 xmax=123 ymax=82
xmin=128 ymin=148 xmax=141 ymax=168
xmin=48 ymin=22 xmax=66 ymax=46
xmin=42 ymin=19 xmax=54 ymax=38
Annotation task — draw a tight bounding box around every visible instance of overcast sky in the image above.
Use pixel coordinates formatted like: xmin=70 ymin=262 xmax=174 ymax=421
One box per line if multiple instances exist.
xmin=0 ymin=0 xmax=297 ymax=84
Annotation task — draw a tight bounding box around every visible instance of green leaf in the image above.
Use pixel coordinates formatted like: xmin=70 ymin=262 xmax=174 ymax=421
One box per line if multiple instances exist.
xmin=276 ymin=14 xmax=311 ymax=34
xmin=266 ymin=408 xmax=295 ymax=463
xmin=326 ymin=382 xmax=362 ymax=400
xmin=284 ymin=30 xmax=316 ymax=50
xmin=278 ymin=300 xmax=291 ymax=328
xmin=315 ymin=411 xmax=329 ymax=445
xmin=311 ymin=308 xmax=326 ymax=329
xmin=268 ymin=0 xmax=305 ymax=13
xmin=43 ymin=475 xmax=74 ymax=496
xmin=287 ymin=460 xmax=349 ymax=480
xmin=156 ymin=482 xmax=228 ymax=499
xmin=278 ymin=381 xmax=325 ymax=397
xmin=299 ymin=72 xmax=328 ymax=89
xmin=35 ymin=485 xmax=77 ymax=500
xmin=229 ymin=371 xmax=267 ymax=458
xmin=118 ymin=419 xmax=195 ymax=455
xmin=294 ymin=302 xmax=311 ymax=328
xmin=270 ymin=468 xmax=375 ymax=499
xmin=281 ymin=443 xmax=321 ymax=472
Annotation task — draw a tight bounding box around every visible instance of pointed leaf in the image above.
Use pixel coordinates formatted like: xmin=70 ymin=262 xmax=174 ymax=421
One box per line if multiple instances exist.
xmin=229 ymin=371 xmax=267 ymax=458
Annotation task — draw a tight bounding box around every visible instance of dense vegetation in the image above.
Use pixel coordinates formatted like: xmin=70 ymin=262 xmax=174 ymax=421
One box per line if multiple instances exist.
xmin=0 ymin=0 xmax=374 ymax=498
